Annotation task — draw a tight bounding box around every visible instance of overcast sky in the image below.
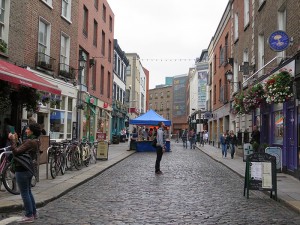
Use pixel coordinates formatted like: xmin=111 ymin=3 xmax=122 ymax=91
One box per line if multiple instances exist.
xmin=107 ymin=0 xmax=229 ymax=89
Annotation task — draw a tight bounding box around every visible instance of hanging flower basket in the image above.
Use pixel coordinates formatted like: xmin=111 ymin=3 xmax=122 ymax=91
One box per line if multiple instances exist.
xmin=41 ymin=94 xmax=50 ymax=105
xmin=243 ymin=83 xmax=265 ymax=113
xmin=264 ymin=70 xmax=293 ymax=104
xmin=19 ymin=86 xmax=41 ymax=113
xmin=233 ymin=92 xmax=246 ymax=115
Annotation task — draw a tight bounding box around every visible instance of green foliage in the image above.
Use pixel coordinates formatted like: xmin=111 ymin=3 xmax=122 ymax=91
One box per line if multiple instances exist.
xmin=19 ymin=86 xmax=41 ymax=113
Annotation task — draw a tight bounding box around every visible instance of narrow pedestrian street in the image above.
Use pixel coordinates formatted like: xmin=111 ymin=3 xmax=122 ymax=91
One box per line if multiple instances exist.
xmin=5 ymin=142 xmax=300 ymax=225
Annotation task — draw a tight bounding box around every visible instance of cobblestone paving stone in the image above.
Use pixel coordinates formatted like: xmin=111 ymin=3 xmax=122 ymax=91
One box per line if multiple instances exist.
xmin=7 ymin=143 xmax=300 ymax=224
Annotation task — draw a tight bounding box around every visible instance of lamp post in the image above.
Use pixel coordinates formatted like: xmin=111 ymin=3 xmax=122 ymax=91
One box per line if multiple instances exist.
xmin=76 ymin=50 xmax=87 ymax=140
xmin=225 ymin=70 xmax=240 ymax=90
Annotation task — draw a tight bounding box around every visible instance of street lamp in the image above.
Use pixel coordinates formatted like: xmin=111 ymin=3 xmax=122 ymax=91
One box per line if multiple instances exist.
xmin=76 ymin=50 xmax=87 ymax=140
xmin=225 ymin=70 xmax=240 ymax=89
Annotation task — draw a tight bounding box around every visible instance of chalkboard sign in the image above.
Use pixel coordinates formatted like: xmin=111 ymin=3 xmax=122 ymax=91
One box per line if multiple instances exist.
xmin=243 ymin=153 xmax=277 ymax=200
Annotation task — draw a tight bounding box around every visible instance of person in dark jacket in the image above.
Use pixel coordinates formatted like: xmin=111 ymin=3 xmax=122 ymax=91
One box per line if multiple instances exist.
xmin=251 ymin=125 xmax=260 ymax=144
xmin=8 ymin=122 xmax=41 ymax=223
xmin=220 ymin=131 xmax=228 ymax=158
xmin=227 ymin=130 xmax=237 ymax=159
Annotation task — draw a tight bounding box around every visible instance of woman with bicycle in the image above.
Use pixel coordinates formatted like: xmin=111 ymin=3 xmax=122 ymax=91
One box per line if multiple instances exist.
xmin=8 ymin=122 xmax=41 ymax=223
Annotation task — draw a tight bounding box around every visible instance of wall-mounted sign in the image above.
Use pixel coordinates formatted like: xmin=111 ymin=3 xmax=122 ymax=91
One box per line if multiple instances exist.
xmin=268 ymin=30 xmax=290 ymax=52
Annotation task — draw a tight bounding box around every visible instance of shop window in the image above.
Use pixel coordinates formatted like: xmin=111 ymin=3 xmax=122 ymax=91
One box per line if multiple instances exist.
xmin=50 ymin=111 xmax=65 ymax=139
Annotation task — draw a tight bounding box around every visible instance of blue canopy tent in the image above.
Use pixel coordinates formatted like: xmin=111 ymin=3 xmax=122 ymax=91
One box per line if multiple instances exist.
xmin=129 ymin=109 xmax=171 ymax=126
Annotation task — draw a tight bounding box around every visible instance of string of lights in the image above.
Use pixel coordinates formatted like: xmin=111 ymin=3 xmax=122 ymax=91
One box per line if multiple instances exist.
xmin=92 ymin=56 xmax=196 ymax=62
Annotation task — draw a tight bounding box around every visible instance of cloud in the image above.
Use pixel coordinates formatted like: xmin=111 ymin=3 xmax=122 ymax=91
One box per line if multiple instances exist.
xmin=107 ymin=0 xmax=229 ymax=88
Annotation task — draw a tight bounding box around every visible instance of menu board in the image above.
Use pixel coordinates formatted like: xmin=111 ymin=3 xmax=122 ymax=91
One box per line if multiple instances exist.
xmin=244 ymin=153 xmax=277 ymax=200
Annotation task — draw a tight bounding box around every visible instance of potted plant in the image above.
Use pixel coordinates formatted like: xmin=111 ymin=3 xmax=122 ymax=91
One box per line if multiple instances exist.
xmin=19 ymin=86 xmax=41 ymax=113
xmin=0 ymin=39 xmax=7 ymax=53
xmin=41 ymin=94 xmax=50 ymax=105
xmin=243 ymin=83 xmax=265 ymax=113
xmin=264 ymin=70 xmax=293 ymax=104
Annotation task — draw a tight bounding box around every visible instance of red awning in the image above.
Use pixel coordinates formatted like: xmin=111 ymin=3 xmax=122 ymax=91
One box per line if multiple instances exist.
xmin=0 ymin=60 xmax=61 ymax=95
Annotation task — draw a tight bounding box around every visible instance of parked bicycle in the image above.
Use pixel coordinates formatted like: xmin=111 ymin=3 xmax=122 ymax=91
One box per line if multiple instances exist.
xmin=89 ymin=141 xmax=98 ymax=164
xmin=48 ymin=141 xmax=66 ymax=179
xmin=0 ymin=146 xmax=19 ymax=195
xmin=80 ymin=140 xmax=91 ymax=167
xmin=65 ymin=140 xmax=81 ymax=171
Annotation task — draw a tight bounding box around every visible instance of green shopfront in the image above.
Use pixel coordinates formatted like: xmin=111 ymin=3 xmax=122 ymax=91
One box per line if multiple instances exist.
xmin=82 ymin=95 xmax=97 ymax=142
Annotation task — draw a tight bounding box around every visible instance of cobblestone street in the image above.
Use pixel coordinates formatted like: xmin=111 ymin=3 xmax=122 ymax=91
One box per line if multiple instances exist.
xmin=7 ymin=143 xmax=300 ymax=224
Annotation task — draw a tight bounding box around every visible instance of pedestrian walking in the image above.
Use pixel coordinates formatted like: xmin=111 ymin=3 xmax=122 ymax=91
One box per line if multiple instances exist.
xmin=181 ymin=129 xmax=188 ymax=148
xmin=250 ymin=125 xmax=261 ymax=152
xmin=204 ymin=131 xmax=209 ymax=144
xmin=155 ymin=122 xmax=166 ymax=175
xmin=189 ymin=129 xmax=196 ymax=149
xmin=8 ymin=122 xmax=41 ymax=223
xmin=227 ymin=130 xmax=237 ymax=159
xmin=220 ymin=131 xmax=228 ymax=158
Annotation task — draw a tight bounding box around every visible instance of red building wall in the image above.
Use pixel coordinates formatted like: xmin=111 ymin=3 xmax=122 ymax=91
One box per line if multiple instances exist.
xmin=78 ymin=0 xmax=114 ymax=104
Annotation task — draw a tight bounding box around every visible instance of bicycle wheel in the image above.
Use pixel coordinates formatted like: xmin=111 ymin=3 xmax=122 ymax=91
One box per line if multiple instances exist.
xmin=50 ymin=154 xmax=58 ymax=179
xmin=2 ymin=162 xmax=20 ymax=195
xmin=65 ymin=147 xmax=72 ymax=170
xmin=83 ymin=146 xmax=91 ymax=167
xmin=60 ymin=151 xmax=66 ymax=175
xmin=72 ymin=147 xmax=81 ymax=170
xmin=89 ymin=147 xmax=97 ymax=164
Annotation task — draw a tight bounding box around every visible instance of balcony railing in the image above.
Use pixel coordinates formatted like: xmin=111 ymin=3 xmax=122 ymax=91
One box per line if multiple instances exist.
xmin=58 ymin=63 xmax=75 ymax=79
xmin=36 ymin=52 xmax=55 ymax=71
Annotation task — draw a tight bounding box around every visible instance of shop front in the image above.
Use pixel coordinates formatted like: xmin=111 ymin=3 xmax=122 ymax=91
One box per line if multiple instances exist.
xmin=255 ymin=58 xmax=299 ymax=177
xmin=0 ymin=60 xmax=62 ymax=140
xmin=96 ymin=102 xmax=112 ymax=143
xmin=81 ymin=95 xmax=97 ymax=142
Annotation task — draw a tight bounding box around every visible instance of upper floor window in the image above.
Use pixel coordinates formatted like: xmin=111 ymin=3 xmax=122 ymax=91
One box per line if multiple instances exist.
xmin=219 ymin=45 xmax=224 ymax=66
xmin=224 ymin=34 xmax=228 ymax=61
xmin=107 ymin=71 xmax=111 ymax=98
xmin=244 ymin=0 xmax=249 ymax=27
xmin=60 ymin=33 xmax=70 ymax=69
xmin=100 ymin=65 xmax=104 ymax=95
xmin=83 ymin=6 xmax=88 ymax=37
xmin=102 ymin=4 xmax=106 ymax=22
xmin=41 ymin=0 xmax=52 ymax=8
xmin=62 ymin=0 xmax=71 ymax=21
xmin=113 ymin=53 xmax=117 ymax=72
xmin=0 ymin=0 xmax=8 ymax=50
xmin=91 ymin=60 xmax=97 ymax=90
xmin=93 ymin=20 xmax=98 ymax=46
xmin=234 ymin=12 xmax=239 ymax=41
xmin=38 ymin=18 xmax=50 ymax=56
xmin=109 ymin=16 xmax=113 ymax=32
xmin=0 ymin=0 xmax=5 ymax=34
xmin=101 ymin=30 xmax=105 ymax=55
xmin=108 ymin=40 xmax=112 ymax=62
xmin=94 ymin=0 xmax=98 ymax=10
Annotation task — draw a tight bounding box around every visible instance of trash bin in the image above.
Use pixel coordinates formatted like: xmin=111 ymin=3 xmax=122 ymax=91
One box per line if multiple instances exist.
xmin=97 ymin=141 xmax=109 ymax=160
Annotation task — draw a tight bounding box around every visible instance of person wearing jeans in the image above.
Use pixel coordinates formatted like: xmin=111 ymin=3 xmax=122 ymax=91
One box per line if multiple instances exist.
xmin=220 ymin=131 xmax=228 ymax=158
xmin=227 ymin=130 xmax=237 ymax=159
xmin=9 ymin=122 xmax=41 ymax=223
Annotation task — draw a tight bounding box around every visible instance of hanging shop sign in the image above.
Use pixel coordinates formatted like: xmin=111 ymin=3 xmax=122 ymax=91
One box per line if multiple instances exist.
xmin=268 ymin=30 xmax=290 ymax=52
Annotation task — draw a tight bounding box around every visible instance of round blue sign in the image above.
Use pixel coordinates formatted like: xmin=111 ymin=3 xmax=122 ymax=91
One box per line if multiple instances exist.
xmin=268 ymin=30 xmax=290 ymax=52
